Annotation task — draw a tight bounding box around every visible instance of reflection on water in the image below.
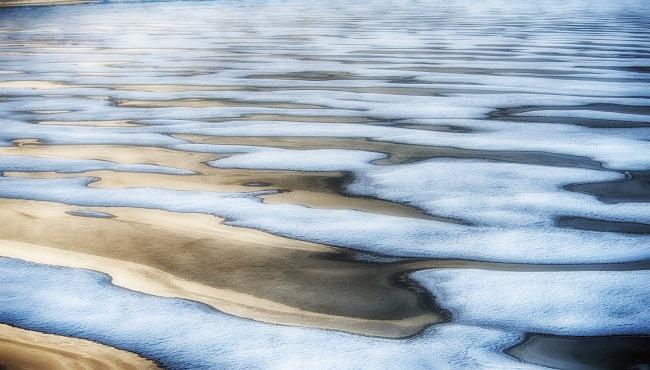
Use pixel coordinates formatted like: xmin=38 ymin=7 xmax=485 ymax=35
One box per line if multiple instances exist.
xmin=0 ymin=0 xmax=649 ymax=369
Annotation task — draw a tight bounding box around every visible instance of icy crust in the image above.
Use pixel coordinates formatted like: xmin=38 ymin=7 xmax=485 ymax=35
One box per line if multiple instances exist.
xmin=413 ymin=269 xmax=650 ymax=336
xmin=0 ymin=257 xmax=540 ymax=370
xmin=2 ymin=93 xmax=650 ymax=170
xmin=0 ymin=120 xmax=184 ymax=147
xmin=4 ymin=87 xmax=647 ymax=121
xmin=0 ymin=0 xmax=648 ymax=367
xmin=0 ymin=176 xmax=648 ymax=265
xmin=4 ymin=108 xmax=650 ymax=169
xmin=213 ymin=149 xmax=386 ymax=171
xmin=212 ymin=150 xmax=650 ymax=227
xmin=348 ymin=159 xmax=634 ymax=227
xmin=169 ymin=120 xmax=650 ymax=170
xmin=0 ymin=155 xmax=194 ymax=175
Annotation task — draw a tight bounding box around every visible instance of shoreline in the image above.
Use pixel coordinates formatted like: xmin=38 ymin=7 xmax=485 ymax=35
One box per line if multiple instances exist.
xmin=0 ymin=198 xmax=446 ymax=338
xmin=0 ymin=323 xmax=159 ymax=370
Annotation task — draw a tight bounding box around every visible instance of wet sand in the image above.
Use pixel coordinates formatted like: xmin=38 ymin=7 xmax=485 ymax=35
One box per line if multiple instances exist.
xmin=0 ymin=144 xmax=439 ymax=221
xmin=557 ymin=216 xmax=650 ymax=234
xmin=566 ymin=171 xmax=650 ymax=203
xmin=0 ymin=324 xmax=159 ymax=370
xmin=2 ymin=194 xmax=646 ymax=340
xmin=508 ymin=333 xmax=650 ymax=370
xmin=0 ymin=199 xmax=445 ymax=337
xmin=0 ymin=139 xmax=645 ymax=342
xmin=490 ymin=105 xmax=650 ymax=128
xmin=177 ymin=134 xmax=605 ymax=169
xmin=0 ymin=1 xmax=648 ymax=368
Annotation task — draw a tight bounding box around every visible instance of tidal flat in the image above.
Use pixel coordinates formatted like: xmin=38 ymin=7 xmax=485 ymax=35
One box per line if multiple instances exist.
xmin=0 ymin=0 xmax=649 ymax=369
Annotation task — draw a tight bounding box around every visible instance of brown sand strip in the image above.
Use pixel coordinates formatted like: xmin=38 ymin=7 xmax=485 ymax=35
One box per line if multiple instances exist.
xmin=177 ymin=134 xmax=604 ymax=169
xmin=0 ymin=195 xmax=646 ymax=340
xmin=557 ymin=216 xmax=650 ymax=234
xmin=402 ymin=258 xmax=650 ymax=273
xmin=489 ymin=104 xmax=650 ymax=128
xmin=4 ymin=170 xmax=440 ymax=221
xmin=0 ymin=199 xmax=444 ymax=338
xmin=494 ymin=114 xmax=650 ymax=129
xmin=508 ymin=333 xmax=650 ymax=370
xmin=0 ymin=323 xmax=159 ymax=370
xmin=493 ymin=103 xmax=650 ymax=117
xmin=0 ymin=144 xmax=440 ymax=221
xmin=0 ymin=145 xmax=214 ymax=172
xmin=565 ymin=171 xmax=650 ymax=204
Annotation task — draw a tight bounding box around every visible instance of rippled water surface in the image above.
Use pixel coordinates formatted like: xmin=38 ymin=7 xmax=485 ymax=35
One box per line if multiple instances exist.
xmin=0 ymin=0 xmax=649 ymax=369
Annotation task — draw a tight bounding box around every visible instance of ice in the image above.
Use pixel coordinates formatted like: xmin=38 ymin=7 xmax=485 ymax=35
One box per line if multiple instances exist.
xmin=0 ymin=155 xmax=194 ymax=175
xmin=211 ymin=150 xmax=649 ymax=227
xmin=212 ymin=149 xmax=385 ymax=171
xmin=348 ymin=159 xmax=635 ymax=226
xmin=167 ymin=120 xmax=650 ymax=170
xmin=0 ymin=175 xmax=648 ymax=265
xmin=414 ymin=269 xmax=650 ymax=335
xmin=0 ymin=257 xmax=540 ymax=370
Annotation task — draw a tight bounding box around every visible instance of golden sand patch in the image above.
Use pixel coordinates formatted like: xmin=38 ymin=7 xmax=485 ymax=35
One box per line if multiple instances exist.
xmin=0 ymin=324 xmax=159 ymax=370
xmin=0 ymin=199 xmax=443 ymax=337
xmin=0 ymin=144 xmax=437 ymax=220
xmin=177 ymin=133 xmax=446 ymax=164
xmin=176 ymin=133 xmax=599 ymax=169
xmin=0 ymin=80 xmax=66 ymax=89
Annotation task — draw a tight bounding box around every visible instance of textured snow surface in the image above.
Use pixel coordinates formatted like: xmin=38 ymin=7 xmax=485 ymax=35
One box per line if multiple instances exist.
xmin=1 ymin=175 xmax=649 ymax=264
xmin=0 ymin=0 xmax=649 ymax=368
xmin=0 ymin=257 xmax=540 ymax=370
xmin=0 ymin=155 xmax=194 ymax=175
xmin=414 ymin=269 xmax=650 ymax=335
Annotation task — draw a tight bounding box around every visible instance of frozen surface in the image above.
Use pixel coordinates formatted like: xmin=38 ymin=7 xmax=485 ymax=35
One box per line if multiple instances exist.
xmin=0 ymin=257 xmax=539 ymax=370
xmin=213 ymin=149 xmax=386 ymax=171
xmin=0 ymin=175 xmax=649 ymax=264
xmin=0 ymin=155 xmax=194 ymax=175
xmin=349 ymin=159 xmax=635 ymax=226
xmin=414 ymin=269 xmax=650 ymax=335
xmin=0 ymin=0 xmax=649 ymax=368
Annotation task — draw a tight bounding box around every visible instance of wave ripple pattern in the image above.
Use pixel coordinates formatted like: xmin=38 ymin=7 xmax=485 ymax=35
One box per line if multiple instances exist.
xmin=0 ymin=1 xmax=649 ymax=369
